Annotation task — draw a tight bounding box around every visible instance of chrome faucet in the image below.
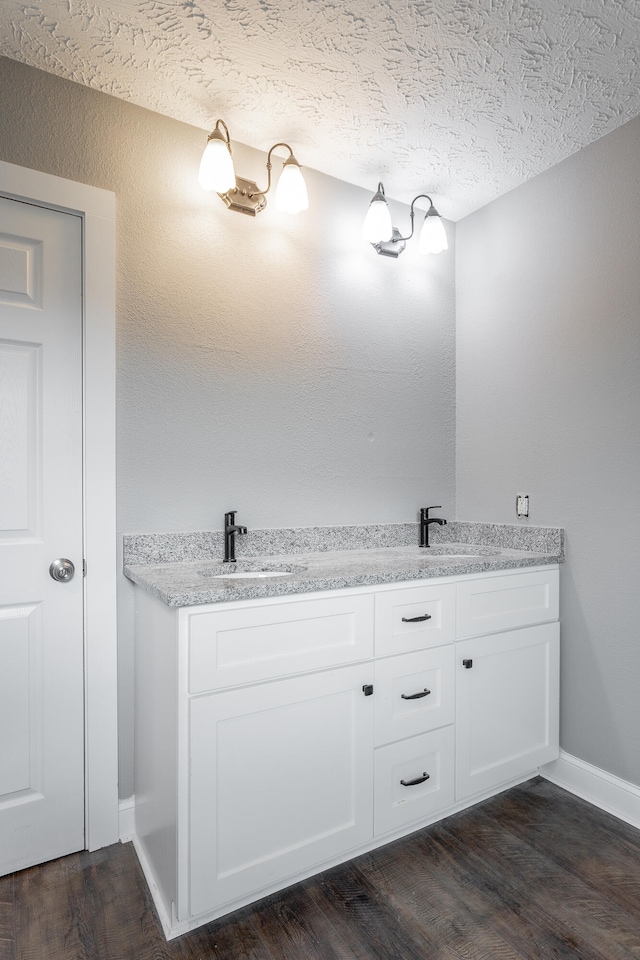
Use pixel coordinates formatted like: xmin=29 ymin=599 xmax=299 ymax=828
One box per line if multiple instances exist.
xmin=419 ymin=506 xmax=447 ymax=548
xmin=224 ymin=510 xmax=248 ymax=562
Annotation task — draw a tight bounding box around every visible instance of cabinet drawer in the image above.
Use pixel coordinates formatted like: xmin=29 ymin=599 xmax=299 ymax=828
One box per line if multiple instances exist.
xmin=374 ymin=646 xmax=454 ymax=746
xmin=374 ymin=583 xmax=456 ymax=656
xmin=374 ymin=727 xmax=454 ymax=836
xmin=187 ymin=593 xmax=374 ymax=692
xmin=456 ymin=568 xmax=559 ymax=639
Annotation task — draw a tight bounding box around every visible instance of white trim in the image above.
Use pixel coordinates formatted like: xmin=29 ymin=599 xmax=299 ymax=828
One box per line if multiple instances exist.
xmin=132 ymin=834 xmax=174 ymax=938
xmin=119 ymin=796 xmax=136 ymax=842
xmin=0 ymin=159 xmax=118 ymax=851
xmin=540 ymin=750 xmax=640 ymax=831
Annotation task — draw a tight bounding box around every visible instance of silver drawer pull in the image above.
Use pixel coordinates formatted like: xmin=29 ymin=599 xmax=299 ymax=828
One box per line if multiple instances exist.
xmin=401 ymin=688 xmax=431 ymax=700
xmin=401 ymin=772 xmax=430 ymax=787
xmin=401 ymin=614 xmax=432 ymax=623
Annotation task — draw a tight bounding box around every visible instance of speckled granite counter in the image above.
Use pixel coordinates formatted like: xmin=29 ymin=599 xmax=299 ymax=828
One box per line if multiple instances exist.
xmin=124 ymin=522 xmax=564 ymax=607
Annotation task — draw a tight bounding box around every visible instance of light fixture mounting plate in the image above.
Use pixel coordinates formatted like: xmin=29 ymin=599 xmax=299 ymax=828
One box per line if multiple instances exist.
xmin=372 ymin=227 xmax=406 ymax=258
xmin=219 ymin=177 xmax=267 ymax=216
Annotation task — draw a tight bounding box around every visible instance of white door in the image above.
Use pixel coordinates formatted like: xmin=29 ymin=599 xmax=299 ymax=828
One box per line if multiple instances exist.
xmin=0 ymin=195 xmax=85 ymax=875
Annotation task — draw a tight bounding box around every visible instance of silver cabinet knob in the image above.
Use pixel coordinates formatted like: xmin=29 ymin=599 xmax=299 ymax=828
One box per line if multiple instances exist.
xmin=49 ymin=558 xmax=75 ymax=582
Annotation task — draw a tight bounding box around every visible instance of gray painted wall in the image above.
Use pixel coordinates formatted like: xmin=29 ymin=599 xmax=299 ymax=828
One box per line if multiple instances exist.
xmin=0 ymin=57 xmax=456 ymax=798
xmin=456 ymin=115 xmax=640 ymax=787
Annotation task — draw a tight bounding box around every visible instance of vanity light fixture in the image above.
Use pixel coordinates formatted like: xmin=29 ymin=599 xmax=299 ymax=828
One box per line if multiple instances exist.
xmin=198 ymin=119 xmax=309 ymax=217
xmin=363 ymin=182 xmax=448 ymax=258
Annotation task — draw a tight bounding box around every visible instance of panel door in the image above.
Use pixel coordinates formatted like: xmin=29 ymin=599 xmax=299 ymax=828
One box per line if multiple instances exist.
xmin=0 ymin=196 xmax=84 ymax=874
xmin=455 ymin=622 xmax=560 ymax=801
xmin=189 ymin=664 xmax=374 ymax=918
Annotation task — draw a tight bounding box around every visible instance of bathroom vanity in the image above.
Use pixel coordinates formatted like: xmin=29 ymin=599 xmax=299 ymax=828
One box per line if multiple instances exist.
xmin=126 ymin=523 xmax=561 ymax=939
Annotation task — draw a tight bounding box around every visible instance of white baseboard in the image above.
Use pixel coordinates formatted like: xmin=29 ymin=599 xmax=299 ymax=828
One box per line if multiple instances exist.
xmin=118 ymin=795 xmax=136 ymax=841
xmin=131 ymin=833 xmax=174 ymax=938
xmin=540 ymin=751 xmax=640 ymax=831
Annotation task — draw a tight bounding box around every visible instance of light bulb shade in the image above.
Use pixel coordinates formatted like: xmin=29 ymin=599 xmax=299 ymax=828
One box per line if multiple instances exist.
xmin=418 ymin=208 xmax=448 ymax=254
xmin=363 ymin=185 xmax=393 ymax=243
xmin=198 ymin=131 xmax=236 ymax=193
xmin=275 ymin=157 xmax=309 ymax=214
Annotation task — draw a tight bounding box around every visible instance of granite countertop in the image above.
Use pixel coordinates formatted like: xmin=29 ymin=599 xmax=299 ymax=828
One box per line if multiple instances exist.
xmin=123 ymin=522 xmax=564 ymax=608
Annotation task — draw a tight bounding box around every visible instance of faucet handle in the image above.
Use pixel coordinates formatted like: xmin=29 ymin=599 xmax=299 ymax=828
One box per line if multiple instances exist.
xmin=224 ymin=510 xmax=236 ymax=527
xmin=421 ymin=505 xmax=442 ymax=518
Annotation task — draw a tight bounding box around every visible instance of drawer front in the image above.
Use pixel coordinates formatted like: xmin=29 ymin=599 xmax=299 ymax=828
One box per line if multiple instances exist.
xmin=374 ymin=726 xmax=455 ymax=836
xmin=456 ymin=568 xmax=559 ymax=639
xmin=374 ymin=646 xmax=454 ymax=746
xmin=374 ymin=583 xmax=456 ymax=656
xmin=187 ymin=593 xmax=374 ymax=692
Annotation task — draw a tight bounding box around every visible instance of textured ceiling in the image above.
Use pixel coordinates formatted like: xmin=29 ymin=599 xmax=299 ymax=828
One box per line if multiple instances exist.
xmin=2 ymin=0 xmax=640 ymax=219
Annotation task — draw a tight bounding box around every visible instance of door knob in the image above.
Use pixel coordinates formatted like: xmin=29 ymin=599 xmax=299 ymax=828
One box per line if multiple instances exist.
xmin=49 ymin=558 xmax=75 ymax=582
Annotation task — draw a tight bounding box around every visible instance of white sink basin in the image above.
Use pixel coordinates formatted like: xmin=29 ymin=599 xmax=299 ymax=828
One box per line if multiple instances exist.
xmin=419 ymin=545 xmax=500 ymax=559
xmin=197 ymin=562 xmax=306 ymax=580
xmin=213 ymin=570 xmax=295 ymax=579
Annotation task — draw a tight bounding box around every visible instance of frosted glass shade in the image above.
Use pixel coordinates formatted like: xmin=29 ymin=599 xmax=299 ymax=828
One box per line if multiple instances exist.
xmin=198 ymin=136 xmax=236 ymax=193
xmin=418 ymin=212 xmax=448 ymax=254
xmin=275 ymin=158 xmax=309 ymax=214
xmin=362 ymin=197 xmax=393 ymax=243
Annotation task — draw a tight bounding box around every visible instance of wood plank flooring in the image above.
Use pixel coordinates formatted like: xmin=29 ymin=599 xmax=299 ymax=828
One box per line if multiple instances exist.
xmin=3 ymin=777 xmax=640 ymax=959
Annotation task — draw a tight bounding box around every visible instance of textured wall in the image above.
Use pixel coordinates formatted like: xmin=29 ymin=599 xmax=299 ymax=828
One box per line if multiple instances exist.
xmin=0 ymin=57 xmax=456 ymax=798
xmin=456 ymin=115 xmax=640 ymax=786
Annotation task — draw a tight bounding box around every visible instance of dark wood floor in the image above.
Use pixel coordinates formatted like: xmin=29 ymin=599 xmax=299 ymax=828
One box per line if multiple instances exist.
xmin=2 ymin=777 xmax=640 ymax=959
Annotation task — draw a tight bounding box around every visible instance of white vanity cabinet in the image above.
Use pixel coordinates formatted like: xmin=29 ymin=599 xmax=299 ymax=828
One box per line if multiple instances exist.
xmin=132 ymin=565 xmax=559 ymax=939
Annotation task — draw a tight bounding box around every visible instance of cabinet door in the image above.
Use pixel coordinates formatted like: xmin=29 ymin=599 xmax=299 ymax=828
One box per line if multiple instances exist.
xmin=455 ymin=622 xmax=559 ymax=801
xmin=188 ymin=664 xmax=374 ymax=917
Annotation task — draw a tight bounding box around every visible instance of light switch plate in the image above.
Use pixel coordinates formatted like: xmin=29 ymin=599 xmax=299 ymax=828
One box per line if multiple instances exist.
xmin=516 ymin=494 xmax=529 ymax=518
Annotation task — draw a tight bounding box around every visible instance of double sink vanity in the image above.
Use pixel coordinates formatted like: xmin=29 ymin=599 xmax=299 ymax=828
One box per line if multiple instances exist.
xmin=125 ymin=519 xmax=563 ymax=939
